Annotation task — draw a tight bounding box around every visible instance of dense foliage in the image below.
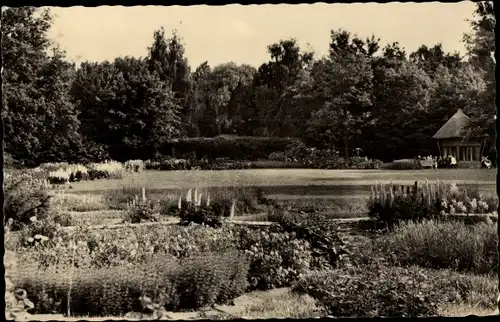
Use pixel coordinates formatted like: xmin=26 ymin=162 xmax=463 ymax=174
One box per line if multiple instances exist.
xmin=368 ymin=181 xmax=498 ymax=228
xmin=1 ymin=4 xmax=495 ymax=165
xmin=292 ymin=262 xmax=497 ymax=318
xmin=378 ymin=219 xmax=498 ymax=274
xmin=4 ymin=171 xmax=54 ymax=230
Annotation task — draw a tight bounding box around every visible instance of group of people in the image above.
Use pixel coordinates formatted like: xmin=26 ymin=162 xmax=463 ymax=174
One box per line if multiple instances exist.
xmin=417 ymin=154 xmax=493 ymax=169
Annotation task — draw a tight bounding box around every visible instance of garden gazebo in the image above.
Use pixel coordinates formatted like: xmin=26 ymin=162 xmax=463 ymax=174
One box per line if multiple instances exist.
xmin=432 ymin=109 xmax=488 ymax=166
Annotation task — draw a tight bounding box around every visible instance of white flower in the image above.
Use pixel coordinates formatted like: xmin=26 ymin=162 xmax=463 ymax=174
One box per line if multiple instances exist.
xmin=29 ymin=216 xmax=37 ymax=223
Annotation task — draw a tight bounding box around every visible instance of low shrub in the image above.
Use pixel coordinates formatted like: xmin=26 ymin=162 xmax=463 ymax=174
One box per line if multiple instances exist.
xmin=53 ymin=193 xmax=108 ymax=212
xmin=369 ymin=181 xmax=498 ymax=228
xmin=123 ymin=200 xmax=161 ymax=224
xmin=378 ymin=220 xmax=498 ymax=274
xmin=88 ymin=161 xmax=125 ymax=179
xmin=14 ymin=251 xmax=250 ymax=316
xmin=166 ymin=136 xmax=304 ymax=161
xmin=292 ymin=265 xmax=442 ymax=318
xmin=124 ymin=159 xmax=145 ymax=172
xmin=292 ymin=263 xmax=498 ymax=318
xmin=4 ymin=152 xmax=23 ymax=169
xmin=238 ymin=227 xmax=314 ymax=290
xmin=4 ymin=171 xmax=54 ymax=230
xmin=104 ymin=185 xmax=143 ymax=210
xmin=144 ymin=159 xmax=162 ymax=170
xmin=5 ymin=249 xmax=35 ymax=320
xmin=380 ymin=159 xmax=423 ymax=170
xmin=368 ymin=181 xmax=442 ymax=228
xmin=178 ymin=203 xmax=228 ymax=228
xmin=348 ymin=156 xmax=383 ymax=169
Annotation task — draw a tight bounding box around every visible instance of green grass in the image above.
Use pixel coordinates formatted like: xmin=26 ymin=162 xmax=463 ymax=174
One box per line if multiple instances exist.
xmin=67 ymin=169 xmax=496 ymax=193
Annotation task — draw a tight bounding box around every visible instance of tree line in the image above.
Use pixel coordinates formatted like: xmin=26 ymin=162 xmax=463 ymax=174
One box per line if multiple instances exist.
xmin=2 ymin=3 xmax=495 ymax=166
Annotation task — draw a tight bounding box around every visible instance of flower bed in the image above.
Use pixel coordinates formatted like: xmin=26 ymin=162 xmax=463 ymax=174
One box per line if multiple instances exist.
xmin=368 ymin=180 xmax=498 ymax=228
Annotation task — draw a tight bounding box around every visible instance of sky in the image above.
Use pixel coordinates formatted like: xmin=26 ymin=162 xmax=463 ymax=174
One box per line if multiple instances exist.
xmin=46 ymin=2 xmax=477 ymax=69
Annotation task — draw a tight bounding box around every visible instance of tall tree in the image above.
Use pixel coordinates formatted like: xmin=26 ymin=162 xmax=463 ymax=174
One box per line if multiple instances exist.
xmin=1 ymin=7 xmax=82 ymax=165
xmin=72 ymin=57 xmax=182 ymax=161
xmin=147 ymin=28 xmax=192 ymax=133
xmin=365 ymin=60 xmax=436 ymax=160
xmin=409 ymin=44 xmax=462 ymax=76
xmin=462 ymin=1 xmax=496 ymax=147
xmin=308 ymin=30 xmax=376 ymax=158
xmin=250 ymin=38 xmax=314 ymax=136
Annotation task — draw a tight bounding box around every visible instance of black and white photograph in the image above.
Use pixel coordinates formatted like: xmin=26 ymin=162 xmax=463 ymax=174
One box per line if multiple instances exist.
xmin=2 ymin=1 xmax=498 ymax=320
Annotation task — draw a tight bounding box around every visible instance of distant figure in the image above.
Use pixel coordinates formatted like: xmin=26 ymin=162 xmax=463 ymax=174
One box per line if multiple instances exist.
xmin=481 ymin=156 xmax=492 ymax=169
xmin=449 ymin=155 xmax=457 ymax=168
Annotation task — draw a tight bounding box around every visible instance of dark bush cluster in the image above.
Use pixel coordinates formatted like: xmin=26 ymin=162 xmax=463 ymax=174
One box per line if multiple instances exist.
xmin=380 ymin=159 xmax=423 ymax=170
xmin=87 ymin=169 xmax=111 ymax=180
xmin=177 ymin=203 xmax=229 ymax=228
xmin=69 ymin=171 xmax=90 ymax=182
xmin=165 ymin=136 xmax=304 ymax=161
xmin=144 ymin=159 xmax=199 ymax=171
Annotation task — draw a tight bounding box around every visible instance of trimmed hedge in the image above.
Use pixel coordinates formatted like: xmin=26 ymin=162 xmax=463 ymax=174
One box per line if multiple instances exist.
xmin=14 ymin=251 xmax=249 ymax=316
xmin=164 ymin=136 xmax=304 ymax=161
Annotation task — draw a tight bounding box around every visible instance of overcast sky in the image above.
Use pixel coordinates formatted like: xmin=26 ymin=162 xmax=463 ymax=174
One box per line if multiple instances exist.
xmin=46 ymin=2 xmax=477 ymax=69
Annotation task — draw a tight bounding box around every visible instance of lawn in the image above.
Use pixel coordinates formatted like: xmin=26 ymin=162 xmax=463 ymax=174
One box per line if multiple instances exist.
xmin=68 ymin=168 xmax=496 ymax=195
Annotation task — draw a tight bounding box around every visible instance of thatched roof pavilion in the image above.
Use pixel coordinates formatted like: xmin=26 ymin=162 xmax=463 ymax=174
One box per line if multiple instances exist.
xmin=432 ymin=109 xmax=487 ymax=165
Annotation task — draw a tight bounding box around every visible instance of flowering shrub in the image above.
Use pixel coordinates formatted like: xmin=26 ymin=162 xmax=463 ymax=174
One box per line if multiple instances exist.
xmin=88 ymin=160 xmax=125 ymax=179
xmin=369 ymin=181 xmax=498 ymax=228
xmin=124 ymin=159 xmax=145 ymax=172
xmin=237 ymin=227 xmax=314 ymax=290
xmin=123 ymin=200 xmax=161 ymax=223
xmin=4 ymin=171 xmax=54 ymax=230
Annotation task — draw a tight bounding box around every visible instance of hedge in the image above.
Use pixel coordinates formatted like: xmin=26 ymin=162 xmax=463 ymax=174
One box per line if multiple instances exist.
xmin=164 ymin=136 xmax=304 ymax=161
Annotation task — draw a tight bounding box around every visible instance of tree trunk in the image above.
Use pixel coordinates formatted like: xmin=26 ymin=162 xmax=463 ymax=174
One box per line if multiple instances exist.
xmin=343 ymin=106 xmax=349 ymax=159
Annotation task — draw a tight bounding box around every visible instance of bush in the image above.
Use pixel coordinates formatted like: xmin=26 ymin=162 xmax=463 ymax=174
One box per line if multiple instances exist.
xmin=378 ymin=220 xmax=498 ymax=274
xmin=369 ymin=180 xmax=449 ymax=228
xmin=4 ymin=152 xmax=23 ymax=169
xmin=104 ymin=185 xmax=143 ymax=210
xmin=166 ymin=136 xmax=304 ymax=161
xmin=292 ymin=264 xmax=442 ymax=318
xmin=124 ymin=159 xmax=145 ymax=172
xmin=4 ymin=171 xmax=54 ymax=230
xmin=368 ymin=181 xmax=498 ymax=228
xmin=380 ymin=159 xmax=423 ymax=170
xmin=123 ymin=200 xmax=160 ymax=224
xmin=88 ymin=161 xmax=124 ymax=179
xmin=237 ymin=226 xmax=314 ymax=290
xmin=5 ymin=249 xmax=35 ymax=320
xmin=293 ymin=263 xmax=498 ymax=318
xmin=14 ymin=251 xmax=249 ymax=316
xmin=53 ymin=193 xmax=108 ymax=212
xmin=170 ymin=251 xmax=249 ymax=310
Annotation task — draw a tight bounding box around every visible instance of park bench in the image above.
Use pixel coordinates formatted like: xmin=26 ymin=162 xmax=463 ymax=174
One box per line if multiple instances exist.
xmin=419 ymin=159 xmax=436 ymax=169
